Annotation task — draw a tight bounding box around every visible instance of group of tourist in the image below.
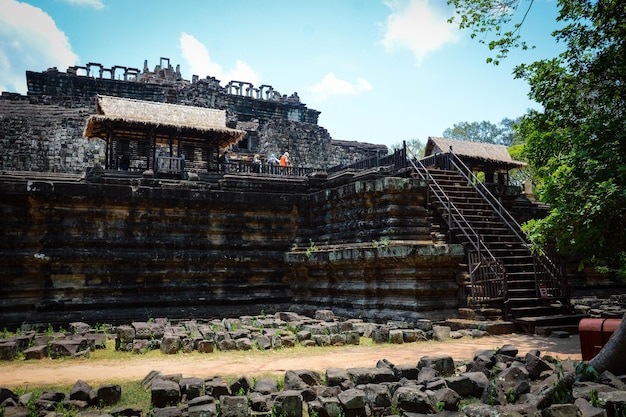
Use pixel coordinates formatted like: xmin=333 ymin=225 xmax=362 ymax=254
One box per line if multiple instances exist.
xmin=220 ymin=150 xmax=292 ymax=175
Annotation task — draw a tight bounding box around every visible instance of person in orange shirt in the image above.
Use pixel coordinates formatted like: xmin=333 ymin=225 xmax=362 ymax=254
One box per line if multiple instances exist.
xmin=279 ymin=152 xmax=290 ymax=175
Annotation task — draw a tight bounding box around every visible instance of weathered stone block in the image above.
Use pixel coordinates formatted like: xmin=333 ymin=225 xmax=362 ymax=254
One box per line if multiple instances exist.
xmin=219 ymin=395 xmax=248 ymax=417
xmin=392 ymin=386 xmax=435 ymax=414
xmin=23 ymin=345 xmax=47 ymax=360
xmin=273 ymin=390 xmax=302 ymax=417
xmin=160 ymin=335 xmax=180 ymax=355
xmin=0 ymin=342 xmax=17 ymax=360
xmin=179 ymin=377 xmax=204 ymax=400
xmin=151 ymin=379 xmax=181 ymax=408
xmin=97 ymin=384 xmax=121 ymax=406
xmin=197 ymin=340 xmax=214 ymax=353
xmin=418 ymin=355 xmax=455 ymax=376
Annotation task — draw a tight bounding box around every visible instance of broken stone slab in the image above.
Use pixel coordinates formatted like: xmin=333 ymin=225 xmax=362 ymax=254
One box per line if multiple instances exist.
xmin=85 ymin=333 xmax=107 ymax=349
xmin=338 ymin=388 xmax=366 ymax=415
xmin=229 ymin=376 xmax=253 ymax=395
xmin=0 ymin=342 xmax=17 ymax=360
xmin=132 ymin=322 xmax=153 ymax=339
xmin=219 ymin=395 xmax=249 ymax=417
xmin=192 ymin=339 xmax=212 ymax=353
xmin=417 ymin=366 xmax=439 ymax=384
xmin=49 ymin=339 xmax=88 ymax=359
xmin=160 ymin=335 xmax=180 ymax=354
xmin=272 ymin=390 xmax=302 ymax=417
xmin=391 ymin=386 xmax=435 ymax=414
xmin=151 ymin=379 xmax=181 ymax=408
xmin=179 ymin=377 xmax=204 ymax=401
xmin=23 ymin=345 xmax=47 ymax=360
xmin=116 ymin=325 xmax=135 ymax=343
xmin=132 ymin=339 xmax=150 ymax=354
xmin=69 ymin=380 xmax=94 ymax=403
xmin=541 ymin=403 xmax=582 ymax=417
xmin=152 ymin=406 xmax=182 ymax=417
xmin=326 ymin=368 xmax=351 ymax=388
xmin=141 ymin=370 xmax=162 ymax=389
xmin=525 ymin=352 xmax=554 ymax=379
xmin=70 ymin=322 xmax=90 ymax=335
xmin=254 ymin=378 xmax=278 ymax=395
xmin=573 ymin=398 xmax=606 ymax=417
xmin=255 ymin=335 xmax=271 ymax=351
xmin=432 ymin=325 xmax=451 ymax=341
xmin=97 ymin=384 xmax=121 ymax=406
xmin=315 ymin=310 xmax=335 ymax=321
xmin=329 ymin=333 xmax=345 ymax=346
xmin=188 ymin=402 xmax=217 ymax=417
xmin=597 ymin=390 xmax=626 ymax=415
xmin=363 ymin=383 xmax=392 ymax=409
xmin=370 ymin=326 xmax=390 ymax=344
xmin=204 ymin=376 xmax=230 ymax=398
xmin=394 ymin=363 xmax=419 ymax=380
xmin=417 ymin=355 xmax=455 ymax=376
xmin=234 ymin=338 xmax=252 ymax=351
xmin=434 ymin=387 xmax=461 ymax=411
xmin=444 ymin=375 xmax=474 ymax=397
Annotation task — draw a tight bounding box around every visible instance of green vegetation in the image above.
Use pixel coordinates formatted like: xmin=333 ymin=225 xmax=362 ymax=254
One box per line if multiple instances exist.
xmin=449 ymin=0 xmax=626 ymax=278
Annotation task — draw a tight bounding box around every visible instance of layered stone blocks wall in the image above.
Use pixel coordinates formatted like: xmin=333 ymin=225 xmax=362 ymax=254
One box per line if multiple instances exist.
xmin=0 ymin=95 xmax=101 ymax=173
xmin=287 ymin=175 xmax=465 ymax=322
xmin=0 ymin=171 xmax=464 ymax=328
xmin=0 ymin=173 xmax=302 ymax=326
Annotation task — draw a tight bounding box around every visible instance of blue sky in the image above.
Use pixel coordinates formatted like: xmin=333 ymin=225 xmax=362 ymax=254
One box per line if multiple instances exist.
xmin=0 ymin=0 xmax=562 ymax=149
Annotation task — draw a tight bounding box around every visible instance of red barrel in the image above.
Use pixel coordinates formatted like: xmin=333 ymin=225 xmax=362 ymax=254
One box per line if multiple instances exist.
xmin=578 ymin=318 xmax=622 ymax=361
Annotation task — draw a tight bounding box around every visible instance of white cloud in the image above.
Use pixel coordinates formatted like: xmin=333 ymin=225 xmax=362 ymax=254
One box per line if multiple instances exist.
xmin=61 ymin=0 xmax=105 ymax=10
xmin=381 ymin=0 xmax=459 ymax=65
xmin=309 ymin=72 xmax=372 ymax=100
xmin=0 ymin=0 xmax=78 ymax=94
xmin=179 ymin=33 xmax=259 ymax=85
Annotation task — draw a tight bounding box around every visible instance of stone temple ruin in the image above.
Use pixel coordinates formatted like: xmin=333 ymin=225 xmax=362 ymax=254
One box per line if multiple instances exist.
xmin=1 ymin=57 xmax=385 ymax=174
xmin=0 ymin=57 xmax=621 ymax=332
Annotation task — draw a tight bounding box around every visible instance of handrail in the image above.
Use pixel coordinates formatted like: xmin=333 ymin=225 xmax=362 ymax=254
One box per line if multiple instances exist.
xmin=423 ymin=150 xmax=564 ymax=299
xmin=407 ymin=152 xmax=507 ymax=301
xmin=444 ymin=152 xmax=563 ymax=291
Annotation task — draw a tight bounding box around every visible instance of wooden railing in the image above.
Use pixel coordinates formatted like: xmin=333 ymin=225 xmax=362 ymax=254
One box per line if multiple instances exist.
xmin=155 ymin=156 xmax=186 ymax=178
xmin=326 ymin=144 xmax=408 ymax=174
xmin=221 ymin=160 xmax=317 ymax=177
xmin=408 ymin=155 xmax=508 ymax=304
xmin=419 ymin=150 xmax=567 ymax=303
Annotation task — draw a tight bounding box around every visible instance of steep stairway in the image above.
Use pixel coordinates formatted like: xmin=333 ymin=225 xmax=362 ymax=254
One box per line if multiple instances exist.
xmin=421 ymin=167 xmax=582 ymax=333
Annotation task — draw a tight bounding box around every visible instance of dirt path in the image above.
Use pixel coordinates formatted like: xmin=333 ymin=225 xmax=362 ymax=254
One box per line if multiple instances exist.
xmin=0 ymin=334 xmax=582 ymax=387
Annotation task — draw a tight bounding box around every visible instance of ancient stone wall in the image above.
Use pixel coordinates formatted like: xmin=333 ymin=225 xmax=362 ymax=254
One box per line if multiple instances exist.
xmin=287 ymin=175 xmax=465 ymax=322
xmin=0 ymin=171 xmax=464 ymax=328
xmin=0 ymin=95 xmax=102 ymax=173
xmin=1 ymin=62 xmax=384 ymax=173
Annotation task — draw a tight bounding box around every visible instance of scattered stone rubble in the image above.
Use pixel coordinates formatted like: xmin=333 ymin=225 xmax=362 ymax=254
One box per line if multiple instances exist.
xmin=572 ymin=295 xmax=626 ymax=319
xmin=2 ymin=344 xmax=626 ymax=417
xmin=0 ymin=310 xmax=494 ymax=361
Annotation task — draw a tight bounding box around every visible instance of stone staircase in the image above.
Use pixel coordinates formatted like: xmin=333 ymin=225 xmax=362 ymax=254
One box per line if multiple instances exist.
xmin=423 ymin=167 xmax=583 ymax=334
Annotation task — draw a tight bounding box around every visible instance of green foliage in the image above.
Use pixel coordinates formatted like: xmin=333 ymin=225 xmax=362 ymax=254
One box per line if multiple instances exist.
xmin=393 ymin=138 xmax=425 ymax=159
xmin=305 ymin=239 xmax=319 ymax=260
xmin=447 ymin=0 xmax=534 ymax=65
xmin=443 ymin=118 xmax=519 ymax=146
xmin=451 ymin=0 xmax=626 ymax=278
xmin=589 ymin=389 xmax=599 ymax=408
xmin=372 ymin=238 xmax=390 ymax=248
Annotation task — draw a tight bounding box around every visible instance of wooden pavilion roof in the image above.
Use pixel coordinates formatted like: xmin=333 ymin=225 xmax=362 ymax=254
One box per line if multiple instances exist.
xmin=83 ymin=95 xmax=246 ymax=148
xmin=425 ymin=137 xmax=526 ymax=171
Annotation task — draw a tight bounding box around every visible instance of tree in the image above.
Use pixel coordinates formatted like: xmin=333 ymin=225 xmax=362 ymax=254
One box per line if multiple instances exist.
xmin=449 ymin=0 xmax=626 ymax=277
xmin=442 ymin=117 xmax=521 ymax=146
xmin=392 ymin=138 xmax=425 ymax=158
xmin=448 ymin=0 xmax=626 ymax=407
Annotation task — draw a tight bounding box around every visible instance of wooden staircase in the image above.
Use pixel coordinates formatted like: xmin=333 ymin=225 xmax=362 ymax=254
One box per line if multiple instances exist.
xmin=410 ymin=153 xmax=583 ymax=334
